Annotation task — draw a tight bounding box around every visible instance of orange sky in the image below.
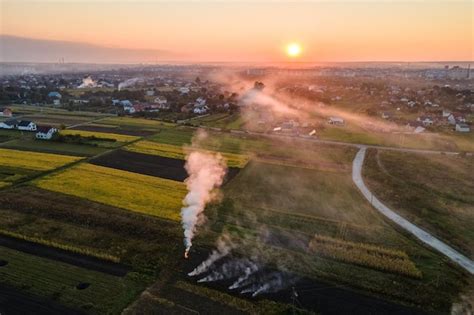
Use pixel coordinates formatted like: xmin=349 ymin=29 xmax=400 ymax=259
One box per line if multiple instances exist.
xmin=1 ymin=0 xmax=473 ymax=62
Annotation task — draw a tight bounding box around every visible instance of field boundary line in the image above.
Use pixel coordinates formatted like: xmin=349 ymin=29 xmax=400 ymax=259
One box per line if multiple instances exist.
xmin=352 ymin=146 xmax=474 ymax=275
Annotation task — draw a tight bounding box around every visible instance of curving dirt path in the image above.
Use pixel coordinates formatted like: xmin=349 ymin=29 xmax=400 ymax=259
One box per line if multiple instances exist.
xmin=352 ymin=146 xmax=474 ymax=275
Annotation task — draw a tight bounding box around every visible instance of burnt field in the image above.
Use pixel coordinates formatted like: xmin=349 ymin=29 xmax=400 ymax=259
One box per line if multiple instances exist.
xmin=180 ymin=248 xmax=426 ymax=315
xmin=70 ymin=125 xmax=155 ymax=137
xmin=90 ymin=150 xmax=241 ymax=182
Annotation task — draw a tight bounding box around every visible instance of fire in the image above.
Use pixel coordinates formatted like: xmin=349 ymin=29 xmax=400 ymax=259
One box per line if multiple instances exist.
xmin=184 ymin=249 xmax=190 ymax=259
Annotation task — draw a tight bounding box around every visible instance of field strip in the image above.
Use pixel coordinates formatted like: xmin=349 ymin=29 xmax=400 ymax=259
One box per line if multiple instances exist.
xmin=353 ymin=146 xmax=474 ymax=275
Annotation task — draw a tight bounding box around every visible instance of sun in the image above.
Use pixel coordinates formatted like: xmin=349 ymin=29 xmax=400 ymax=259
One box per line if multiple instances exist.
xmin=286 ymin=43 xmax=301 ymax=58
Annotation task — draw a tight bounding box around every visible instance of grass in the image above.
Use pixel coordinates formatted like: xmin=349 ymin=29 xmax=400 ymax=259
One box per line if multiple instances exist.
xmin=200 ymin=155 xmax=468 ymax=313
xmin=189 ymin=113 xmax=245 ymax=130
xmin=363 ymin=149 xmax=474 ymax=258
xmin=34 ymin=163 xmax=187 ymax=221
xmin=125 ymin=140 xmax=249 ymax=168
xmin=0 ymin=148 xmax=81 ymax=171
xmin=60 ymin=129 xmax=139 ymax=142
xmin=0 ymin=246 xmax=147 ymax=315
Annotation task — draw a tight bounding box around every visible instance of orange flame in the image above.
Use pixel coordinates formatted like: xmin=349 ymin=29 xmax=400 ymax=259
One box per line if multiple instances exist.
xmin=184 ymin=249 xmax=189 ymax=259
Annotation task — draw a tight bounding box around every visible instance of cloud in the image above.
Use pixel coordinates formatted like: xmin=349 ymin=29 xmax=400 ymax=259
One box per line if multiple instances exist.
xmin=0 ymin=35 xmax=176 ymax=64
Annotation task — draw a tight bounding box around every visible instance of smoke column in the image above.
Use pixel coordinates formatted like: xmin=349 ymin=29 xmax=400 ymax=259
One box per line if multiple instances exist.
xmin=118 ymin=78 xmax=140 ymax=90
xmin=181 ymin=151 xmax=227 ymax=258
xmin=78 ymin=76 xmax=97 ymax=88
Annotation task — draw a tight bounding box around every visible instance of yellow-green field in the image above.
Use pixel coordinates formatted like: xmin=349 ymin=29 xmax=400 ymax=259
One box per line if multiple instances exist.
xmin=100 ymin=117 xmax=176 ymax=129
xmin=34 ymin=163 xmax=186 ymax=221
xmin=0 ymin=148 xmax=82 ymax=171
xmin=126 ymin=140 xmax=250 ymax=168
xmin=60 ymin=129 xmax=139 ymax=142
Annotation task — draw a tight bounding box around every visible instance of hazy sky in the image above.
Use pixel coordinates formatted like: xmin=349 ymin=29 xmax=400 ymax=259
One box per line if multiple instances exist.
xmin=1 ymin=0 xmax=473 ymax=62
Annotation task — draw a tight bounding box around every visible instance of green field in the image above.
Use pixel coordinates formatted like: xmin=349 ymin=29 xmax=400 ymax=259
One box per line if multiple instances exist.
xmin=189 ymin=113 xmax=245 ymax=130
xmin=0 ymin=246 xmax=146 ymax=314
xmin=34 ymin=163 xmax=187 ymax=221
xmin=99 ymin=116 xmax=176 ymax=131
xmin=363 ymin=149 xmax=474 ymax=258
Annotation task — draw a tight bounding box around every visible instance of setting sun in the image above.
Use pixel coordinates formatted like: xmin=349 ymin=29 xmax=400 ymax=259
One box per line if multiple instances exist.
xmin=286 ymin=43 xmax=302 ymax=58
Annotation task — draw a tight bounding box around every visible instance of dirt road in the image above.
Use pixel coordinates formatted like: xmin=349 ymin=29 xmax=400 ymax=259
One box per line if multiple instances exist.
xmin=352 ymin=146 xmax=474 ymax=275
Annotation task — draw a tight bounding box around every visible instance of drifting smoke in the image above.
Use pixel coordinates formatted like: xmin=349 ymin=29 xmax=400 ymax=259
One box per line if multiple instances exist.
xmin=188 ymin=235 xmax=234 ymax=276
xmin=228 ymin=260 xmax=260 ymax=289
xmin=118 ymin=77 xmax=141 ymax=90
xmin=249 ymin=272 xmax=298 ymax=297
xmin=197 ymin=258 xmax=258 ymax=283
xmin=181 ymin=147 xmax=227 ymax=258
xmin=78 ymin=76 xmax=97 ymax=88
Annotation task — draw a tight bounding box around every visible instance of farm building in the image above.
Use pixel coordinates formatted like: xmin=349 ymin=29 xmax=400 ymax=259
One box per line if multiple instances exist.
xmin=48 ymin=91 xmax=62 ymax=99
xmin=455 ymin=123 xmax=470 ymax=133
xmin=0 ymin=107 xmax=12 ymax=117
xmin=0 ymin=119 xmax=18 ymax=129
xmin=328 ymin=117 xmax=344 ymax=125
xmin=36 ymin=126 xmax=58 ymax=139
xmin=17 ymin=120 xmax=37 ymax=131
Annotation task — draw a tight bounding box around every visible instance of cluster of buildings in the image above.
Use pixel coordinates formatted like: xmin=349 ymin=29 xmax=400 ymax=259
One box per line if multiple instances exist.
xmin=0 ymin=109 xmax=58 ymax=139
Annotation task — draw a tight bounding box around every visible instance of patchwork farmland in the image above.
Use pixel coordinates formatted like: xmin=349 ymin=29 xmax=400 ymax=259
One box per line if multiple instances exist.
xmin=0 ymin=110 xmax=471 ymax=314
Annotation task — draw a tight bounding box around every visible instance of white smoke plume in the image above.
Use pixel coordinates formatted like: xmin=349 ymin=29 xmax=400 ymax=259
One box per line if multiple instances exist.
xmin=250 ymin=272 xmax=298 ymax=297
xmin=188 ymin=235 xmax=234 ymax=276
xmin=181 ymin=150 xmax=227 ymax=257
xmin=228 ymin=261 xmax=260 ymax=289
xmin=197 ymin=258 xmax=258 ymax=283
xmin=78 ymin=76 xmax=97 ymax=88
xmin=118 ymin=78 xmax=141 ymax=90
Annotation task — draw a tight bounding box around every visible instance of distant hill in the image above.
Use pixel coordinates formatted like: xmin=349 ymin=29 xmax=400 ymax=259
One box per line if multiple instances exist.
xmin=0 ymin=35 xmax=175 ymax=64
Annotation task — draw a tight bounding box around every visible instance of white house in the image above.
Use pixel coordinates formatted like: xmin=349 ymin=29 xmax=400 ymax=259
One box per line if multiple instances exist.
xmin=381 ymin=112 xmax=392 ymax=119
xmin=417 ymin=116 xmax=433 ymax=126
xmin=195 ymin=97 xmax=206 ymax=107
xmin=442 ymin=109 xmax=451 ymax=117
xmin=455 ymin=123 xmax=470 ymax=133
xmin=328 ymin=117 xmax=344 ymax=125
xmin=35 ymin=126 xmax=58 ymax=140
xmin=146 ymin=90 xmax=155 ymax=96
xmin=179 ymin=87 xmax=190 ymax=94
xmin=154 ymin=96 xmax=167 ymax=105
xmin=17 ymin=120 xmax=37 ymax=131
xmin=0 ymin=119 xmax=18 ymax=129
xmin=193 ymin=106 xmax=208 ymax=114
xmin=447 ymin=113 xmax=466 ymax=125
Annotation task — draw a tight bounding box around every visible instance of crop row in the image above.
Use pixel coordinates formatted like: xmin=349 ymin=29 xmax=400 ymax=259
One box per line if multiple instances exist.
xmin=0 ymin=229 xmax=121 ymax=263
xmin=309 ymin=235 xmax=422 ymax=278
